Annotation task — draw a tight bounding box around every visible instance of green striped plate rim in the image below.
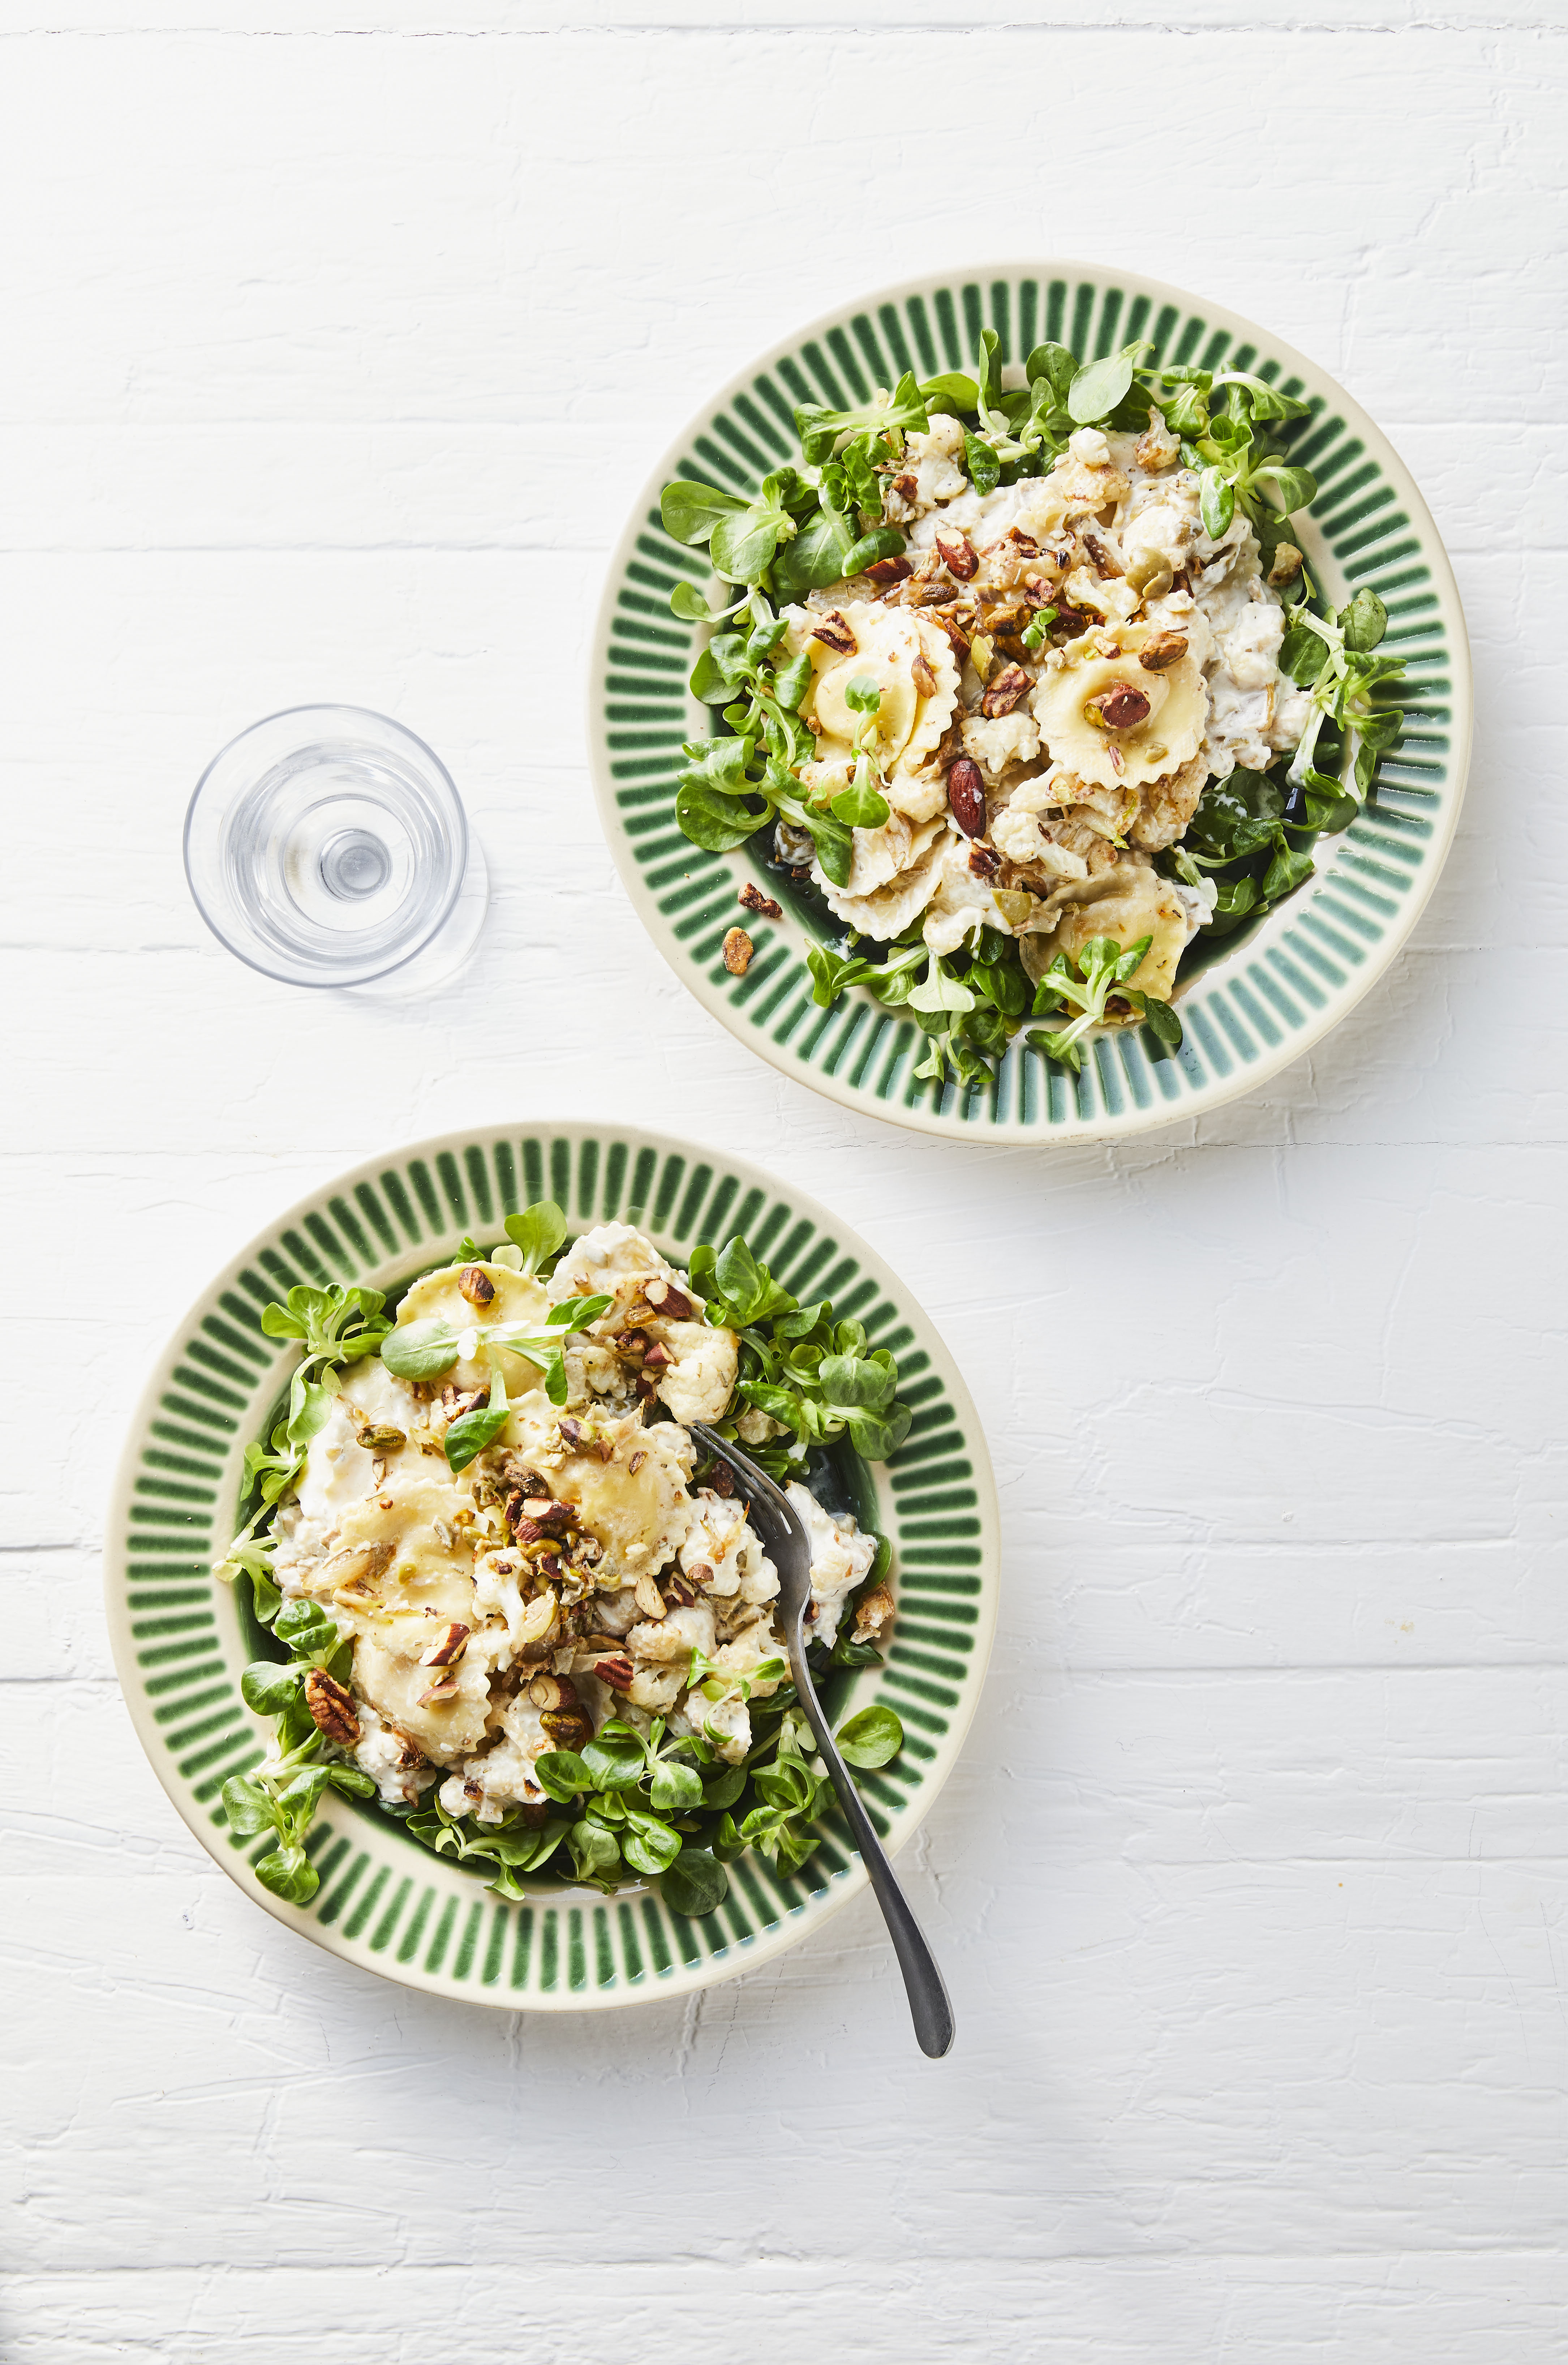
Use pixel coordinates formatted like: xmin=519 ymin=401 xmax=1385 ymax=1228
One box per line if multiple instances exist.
xmin=589 ymin=264 xmax=1471 ymax=1141
xmin=106 ymin=1125 xmax=998 ymax=2011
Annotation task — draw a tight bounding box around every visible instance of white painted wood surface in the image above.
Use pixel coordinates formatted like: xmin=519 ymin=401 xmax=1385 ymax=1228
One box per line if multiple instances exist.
xmin=4 ymin=6 xmax=1564 ymax=2358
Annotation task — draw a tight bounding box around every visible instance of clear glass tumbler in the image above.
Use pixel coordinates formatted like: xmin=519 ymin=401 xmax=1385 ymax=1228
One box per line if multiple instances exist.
xmin=183 ymin=704 xmax=487 ymax=989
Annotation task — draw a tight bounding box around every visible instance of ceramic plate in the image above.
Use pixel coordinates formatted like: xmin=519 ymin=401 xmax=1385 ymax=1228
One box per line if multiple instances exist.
xmin=589 ymin=264 xmax=1470 ymax=1141
xmin=107 ymin=1125 xmax=998 ymax=2011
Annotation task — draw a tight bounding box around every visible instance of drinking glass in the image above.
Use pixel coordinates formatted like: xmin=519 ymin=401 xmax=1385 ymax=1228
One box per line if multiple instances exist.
xmin=183 ymin=704 xmax=487 ymax=990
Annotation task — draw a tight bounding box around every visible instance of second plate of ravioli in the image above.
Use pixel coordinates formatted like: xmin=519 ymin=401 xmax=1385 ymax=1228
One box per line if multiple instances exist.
xmin=589 ymin=263 xmax=1469 ymax=1141
xmin=106 ymin=1124 xmax=997 ymax=2012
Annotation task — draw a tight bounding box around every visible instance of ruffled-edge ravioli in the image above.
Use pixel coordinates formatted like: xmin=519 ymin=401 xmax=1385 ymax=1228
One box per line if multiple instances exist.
xmin=1031 ymin=625 xmax=1206 ymax=794
xmin=1023 ymin=856 xmax=1197 ymax=1007
xmin=396 ymin=1259 xmax=549 ymax=1394
xmin=796 ymin=603 xmax=958 ymax=805
xmin=817 ymin=819 xmax=948 ymax=938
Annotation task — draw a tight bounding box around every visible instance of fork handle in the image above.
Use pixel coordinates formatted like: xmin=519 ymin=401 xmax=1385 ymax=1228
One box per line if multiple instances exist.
xmin=790 ymin=1643 xmax=955 ymax=2059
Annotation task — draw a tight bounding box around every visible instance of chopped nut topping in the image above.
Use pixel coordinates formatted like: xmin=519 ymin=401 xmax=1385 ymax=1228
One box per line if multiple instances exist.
xmin=738 ymin=881 xmax=783 ymax=919
xmin=809 ymin=610 xmax=857 ymax=654
xmin=643 ymin=1277 xmax=694 ymax=1320
xmin=521 ymin=1496 xmax=572 ymax=1530
xmin=910 ymin=650 xmax=938 ymax=698
xmin=643 ymin=1341 xmax=672 ymax=1370
xmin=420 ymin=1621 xmax=471 ymax=1667
xmin=1086 ymin=682 xmax=1152 ymax=731
xmin=303 ymin=1669 xmax=360 ymax=1748
xmin=596 ymin=1653 xmax=636 ymax=1692
xmin=722 ymin=926 xmax=755 ymax=976
xmin=628 ymin=1449 xmax=646 ymax=1475
xmin=417 ymin=1675 xmax=460 ymax=1708
xmin=540 ymin=1704 xmax=594 ymax=1746
xmin=980 ymin=663 xmax=1031 ymax=719
xmin=932 ymin=609 xmax=972 ymax=662
xmin=633 ymin=1573 xmax=667 ymax=1621
xmin=1082 ymin=532 xmax=1123 ymax=580
xmin=1268 ymin=541 xmax=1304 ymax=586
xmin=499 ymin=1459 xmax=550 ymax=1498
xmin=1139 ymin=630 xmax=1190 ymax=673
xmin=458 ymin=1264 xmax=496 ymax=1308
xmin=863 ymin=554 xmax=912 ymax=586
xmin=946 ymin=756 xmax=987 ymax=839
xmin=935 ymin=530 xmax=979 ymax=580
xmin=968 ymin=843 xmax=1002 ymax=880
xmin=355 ymin=1420 xmax=405 ymax=1452
xmin=851 ymin=1582 xmax=896 ymax=1645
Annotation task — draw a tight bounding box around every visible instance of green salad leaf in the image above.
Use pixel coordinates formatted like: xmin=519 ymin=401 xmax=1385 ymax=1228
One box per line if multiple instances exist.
xmin=1026 ymin=935 xmax=1183 ymax=1074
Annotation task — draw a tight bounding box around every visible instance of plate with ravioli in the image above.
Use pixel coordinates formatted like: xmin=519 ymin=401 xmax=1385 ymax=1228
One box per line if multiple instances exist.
xmin=589 ymin=265 xmax=1469 ymax=1139
xmin=106 ymin=1125 xmax=996 ymax=2010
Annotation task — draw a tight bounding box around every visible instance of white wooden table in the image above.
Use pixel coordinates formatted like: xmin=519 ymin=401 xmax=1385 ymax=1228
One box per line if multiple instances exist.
xmin=6 ymin=7 xmax=1564 ymax=2358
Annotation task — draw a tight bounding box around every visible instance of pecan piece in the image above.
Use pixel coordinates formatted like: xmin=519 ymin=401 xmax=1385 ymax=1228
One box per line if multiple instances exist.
xmin=946 ymin=755 xmax=988 ymax=839
xmin=384 ymin=1726 xmax=425 ymax=1770
xmin=722 ymin=926 xmax=754 ymax=976
xmin=1086 ymin=682 xmax=1152 ymax=731
xmin=864 ymin=555 xmax=912 ymax=586
xmin=968 ymin=843 xmax=1002 ymax=881
xmin=596 ymin=1654 xmax=636 ymax=1693
xmin=303 ymin=1670 xmax=360 ymax=1748
xmin=935 ymin=530 xmax=978 ymax=580
xmin=892 ymin=471 xmax=918 ymax=500
xmin=643 ymin=1277 xmax=694 ymax=1320
xmin=809 ymin=610 xmax=857 ymax=655
xmin=419 ymin=1622 xmax=471 ymax=1668
xmin=1139 ymin=630 xmax=1189 ymax=673
xmin=457 ymin=1264 xmax=495 ymax=1308
xmin=980 ymin=663 xmax=1031 ymax=719
xmin=738 ymin=881 xmax=783 ymax=920
xmin=1006 ymin=527 xmax=1040 ymax=557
